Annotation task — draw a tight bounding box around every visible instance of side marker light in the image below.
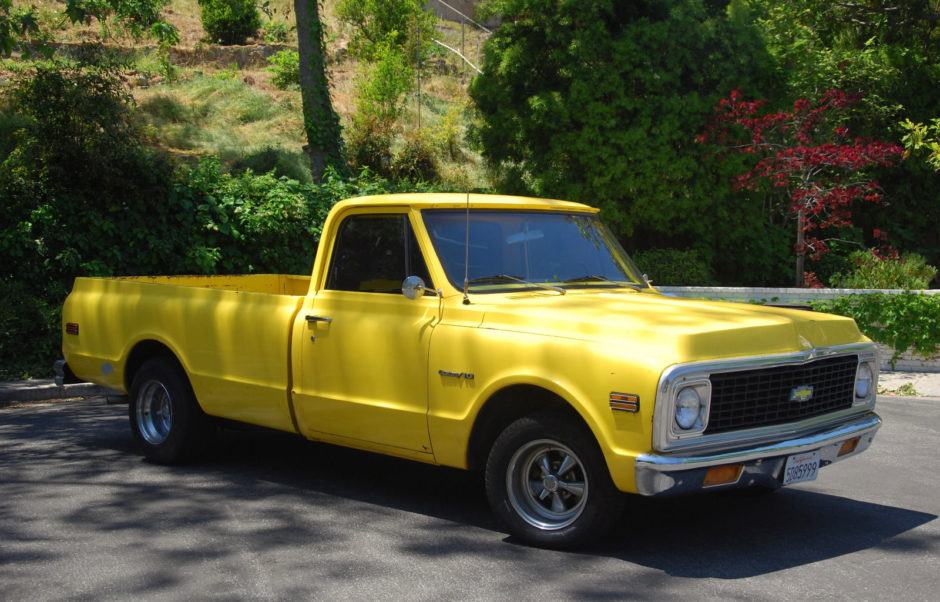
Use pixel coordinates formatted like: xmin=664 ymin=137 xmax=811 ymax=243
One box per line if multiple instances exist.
xmin=610 ymin=393 xmax=639 ymax=413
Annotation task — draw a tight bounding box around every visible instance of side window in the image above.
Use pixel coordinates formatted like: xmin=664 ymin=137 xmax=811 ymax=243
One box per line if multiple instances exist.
xmin=326 ymin=215 xmax=432 ymax=294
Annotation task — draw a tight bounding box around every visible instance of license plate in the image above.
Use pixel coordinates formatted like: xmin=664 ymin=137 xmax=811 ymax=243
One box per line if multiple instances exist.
xmin=782 ymin=450 xmax=821 ymax=485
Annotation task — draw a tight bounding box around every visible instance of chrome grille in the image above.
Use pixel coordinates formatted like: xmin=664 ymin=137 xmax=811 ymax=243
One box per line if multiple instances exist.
xmin=705 ymin=355 xmax=858 ymax=434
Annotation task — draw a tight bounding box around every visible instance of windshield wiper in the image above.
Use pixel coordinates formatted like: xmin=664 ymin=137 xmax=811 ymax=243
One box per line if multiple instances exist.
xmin=468 ymin=274 xmax=566 ymax=295
xmin=563 ymin=275 xmax=643 ymax=289
xmin=563 ymin=274 xmax=611 ymax=283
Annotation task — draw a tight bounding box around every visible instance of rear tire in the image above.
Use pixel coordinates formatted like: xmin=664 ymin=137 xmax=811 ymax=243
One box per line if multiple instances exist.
xmin=129 ymin=357 xmax=213 ymax=464
xmin=485 ymin=412 xmax=623 ymax=549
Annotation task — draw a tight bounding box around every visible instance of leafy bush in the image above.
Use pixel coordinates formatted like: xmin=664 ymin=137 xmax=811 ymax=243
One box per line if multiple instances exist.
xmin=632 ymin=248 xmax=717 ymax=286
xmin=0 ymin=109 xmax=29 ymax=162
xmin=260 ymin=19 xmax=293 ymax=43
xmin=345 ymin=41 xmax=415 ymax=177
xmin=812 ymin=293 xmax=940 ymax=365
xmin=346 ymin=113 xmax=395 ymax=177
xmin=198 ymin=0 xmax=261 ymax=45
xmin=468 ymin=0 xmax=779 ymax=246
xmin=266 ymin=49 xmax=299 ymax=89
xmin=901 ymin=118 xmax=940 ymax=172
xmin=355 ymin=41 xmax=413 ymax=123
xmin=0 ymin=59 xmax=176 ymax=286
xmin=830 ymin=249 xmax=938 ymax=289
xmin=393 ymin=129 xmax=439 ymax=182
xmin=0 ymin=278 xmax=64 ymax=380
xmin=335 ymin=0 xmax=435 ymax=62
xmin=171 ymin=157 xmax=328 ymax=274
xmin=88 ymin=0 xmax=168 ymax=27
xmin=433 ymin=102 xmax=467 ymax=162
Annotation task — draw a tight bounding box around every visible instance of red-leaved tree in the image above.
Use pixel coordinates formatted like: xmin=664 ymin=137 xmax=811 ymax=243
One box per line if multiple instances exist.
xmin=697 ymin=89 xmax=903 ymax=286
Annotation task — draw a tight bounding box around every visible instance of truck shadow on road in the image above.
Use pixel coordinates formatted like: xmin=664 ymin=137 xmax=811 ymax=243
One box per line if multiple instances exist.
xmin=168 ymin=417 xmax=940 ymax=580
xmin=2 ymin=399 xmax=935 ymax=586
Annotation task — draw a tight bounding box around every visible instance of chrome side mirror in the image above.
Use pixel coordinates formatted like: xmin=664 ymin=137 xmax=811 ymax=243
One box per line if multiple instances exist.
xmin=402 ymin=275 xmax=430 ymax=300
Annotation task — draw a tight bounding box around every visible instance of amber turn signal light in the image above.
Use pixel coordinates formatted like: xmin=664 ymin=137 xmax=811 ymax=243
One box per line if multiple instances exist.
xmin=703 ymin=464 xmax=743 ymax=487
xmin=838 ymin=437 xmax=860 ymax=457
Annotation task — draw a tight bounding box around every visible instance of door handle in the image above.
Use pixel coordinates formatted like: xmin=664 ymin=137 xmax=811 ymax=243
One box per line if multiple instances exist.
xmin=306 ymin=315 xmax=332 ymax=342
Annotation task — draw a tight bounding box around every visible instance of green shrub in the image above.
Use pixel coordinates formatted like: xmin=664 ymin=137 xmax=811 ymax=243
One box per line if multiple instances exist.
xmin=393 ymin=130 xmax=439 ymax=182
xmin=355 ymin=41 xmax=413 ymax=122
xmin=0 ymin=278 xmax=64 ymax=380
xmin=260 ymin=19 xmax=293 ymax=43
xmin=632 ymin=248 xmax=717 ymax=286
xmin=335 ymin=0 xmax=435 ymax=62
xmin=433 ymin=102 xmax=467 ymax=162
xmin=80 ymin=0 xmax=169 ymax=38
xmin=266 ymin=49 xmax=299 ymax=90
xmin=812 ymin=293 xmax=940 ymax=365
xmin=830 ymin=249 xmax=938 ymax=289
xmin=96 ymin=0 xmax=167 ymax=26
xmin=346 ymin=113 xmax=395 ymax=177
xmin=0 ymin=59 xmax=177 ymax=285
xmin=198 ymin=0 xmax=261 ymax=45
xmin=171 ymin=157 xmax=325 ymax=274
xmin=0 ymin=110 xmax=29 ymax=163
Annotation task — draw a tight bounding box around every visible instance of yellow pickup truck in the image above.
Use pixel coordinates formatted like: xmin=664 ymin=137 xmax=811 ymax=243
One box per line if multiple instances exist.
xmin=61 ymin=193 xmax=881 ymax=548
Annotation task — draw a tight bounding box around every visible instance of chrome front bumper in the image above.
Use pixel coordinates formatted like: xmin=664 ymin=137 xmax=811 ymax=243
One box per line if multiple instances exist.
xmin=634 ymin=412 xmax=882 ymax=496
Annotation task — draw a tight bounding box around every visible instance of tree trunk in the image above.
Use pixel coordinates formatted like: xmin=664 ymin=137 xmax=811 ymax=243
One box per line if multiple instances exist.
xmin=295 ymin=0 xmax=345 ymax=183
xmin=795 ymin=210 xmax=806 ymax=287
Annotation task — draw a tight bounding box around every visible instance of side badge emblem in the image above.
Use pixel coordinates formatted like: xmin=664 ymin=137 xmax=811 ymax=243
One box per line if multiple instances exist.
xmin=439 ymin=370 xmax=474 ymax=380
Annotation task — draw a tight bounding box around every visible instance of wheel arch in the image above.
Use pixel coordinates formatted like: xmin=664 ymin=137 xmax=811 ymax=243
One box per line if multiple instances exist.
xmin=124 ymin=339 xmax=187 ymax=393
xmin=466 ymin=384 xmax=592 ymax=473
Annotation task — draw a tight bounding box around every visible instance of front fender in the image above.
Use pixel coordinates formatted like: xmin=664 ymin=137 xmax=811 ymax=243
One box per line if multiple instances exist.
xmin=427 ymin=323 xmax=661 ymax=492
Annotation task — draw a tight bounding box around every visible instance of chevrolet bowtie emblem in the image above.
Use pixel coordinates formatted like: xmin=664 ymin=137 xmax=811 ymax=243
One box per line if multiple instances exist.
xmin=790 ymin=385 xmax=814 ymax=402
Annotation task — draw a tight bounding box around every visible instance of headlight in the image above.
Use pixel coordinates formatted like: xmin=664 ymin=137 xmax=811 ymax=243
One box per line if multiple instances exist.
xmin=855 ymin=363 xmax=873 ymax=400
xmin=675 ymin=387 xmax=703 ymax=430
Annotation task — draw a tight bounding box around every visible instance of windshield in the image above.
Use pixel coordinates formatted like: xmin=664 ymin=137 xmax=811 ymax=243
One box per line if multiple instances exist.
xmin=422 ymin=210 xmax=648 ymax=293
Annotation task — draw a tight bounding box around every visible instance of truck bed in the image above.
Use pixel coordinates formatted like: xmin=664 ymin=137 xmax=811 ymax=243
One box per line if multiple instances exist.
xmin=62 ymin=274 xmax=310 ymax=433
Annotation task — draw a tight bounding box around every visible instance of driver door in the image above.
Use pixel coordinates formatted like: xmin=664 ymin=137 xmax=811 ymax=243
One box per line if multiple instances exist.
xmin=291 ymin=212 xmax=438 ymax=455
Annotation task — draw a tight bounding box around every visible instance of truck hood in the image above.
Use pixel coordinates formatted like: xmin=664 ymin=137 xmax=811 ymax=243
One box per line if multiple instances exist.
xmin=475 ymin=289 xmax=867 ymax=365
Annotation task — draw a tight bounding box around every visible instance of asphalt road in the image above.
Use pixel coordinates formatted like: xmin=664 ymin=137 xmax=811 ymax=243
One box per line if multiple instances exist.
xmin=1 ymin=396 xmax=937 ymax=601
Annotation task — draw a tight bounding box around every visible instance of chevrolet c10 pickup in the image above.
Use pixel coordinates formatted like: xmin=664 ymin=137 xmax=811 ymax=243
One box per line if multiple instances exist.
xmin=61 ymin=193 xmax=882 ymax=548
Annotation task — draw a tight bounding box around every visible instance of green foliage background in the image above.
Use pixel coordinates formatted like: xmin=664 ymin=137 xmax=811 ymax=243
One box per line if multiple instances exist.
xmin=0 ymin=59 xmax=415 ymax=379
xmin=812 ymin=293 xmax=940 ymax=365
xmin=748 ymin=0 xmax=940 ymax=280
xmin=470 ymin=0 xmax=940 ymax=286
xmin=830 ymin=250 xmax=938 ymax=290
xmin=469 ymin=0 xmax=788 ymax=285
xmin=198 ymin=0 xmax=261 ymax=45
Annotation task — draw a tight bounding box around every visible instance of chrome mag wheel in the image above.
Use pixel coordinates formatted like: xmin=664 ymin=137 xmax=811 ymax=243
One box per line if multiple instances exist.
xmin=506 ymin=439 xmax=589 ymax=530
xmin=135 ymin=380 xmax=173 ymax=445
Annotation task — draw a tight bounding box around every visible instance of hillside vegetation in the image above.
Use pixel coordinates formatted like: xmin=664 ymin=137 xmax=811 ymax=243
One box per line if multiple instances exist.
xmin=4 ymin=0 xmax=486 ymax=184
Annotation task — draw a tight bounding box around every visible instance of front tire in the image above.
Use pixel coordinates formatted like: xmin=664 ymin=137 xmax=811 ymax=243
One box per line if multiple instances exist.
xmin=485 ymin=412 xmax=623 ymax=549
xmin=129 ymin=357 xmax=213 ymax=464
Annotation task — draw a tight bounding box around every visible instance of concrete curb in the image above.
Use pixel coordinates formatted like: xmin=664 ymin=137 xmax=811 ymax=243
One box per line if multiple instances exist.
xmin=0 ymin=379 xmax=118 ymax=408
